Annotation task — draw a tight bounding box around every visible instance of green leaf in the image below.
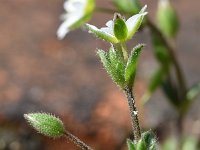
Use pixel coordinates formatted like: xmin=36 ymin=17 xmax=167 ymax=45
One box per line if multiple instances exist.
xmin=157 ymin=0 xmax=179 ymax=37
xmin=97 ymin=47 xmax=126 ymax=88
xmin=161 ymin=137 xmax=177 ymax=150
xmin=142 ymin=131 xmax=157 ymax=149
xmin=152 ymin=31 xmax=171 ymax=67
xmin=113 ymin=14 xmax=128 ymax=41
xmin=127 ymin=139 xmax=136 ymax=150
xmin=186 ymin=82 xmax=200 ymax=101
xmin=142 ymin=67 xmax=167 ymax=104
xmin=125 ymin=44 xmax=144 ymax=88
xmin=24 ymin=113 xmax=65 ymax=138
xmin=136 ymin=139 xmax=147 ymax=150
xmin=180 ymin=82 xmax=200 ymax=113
xmin=182 ymin=137 xmax=198 ymax=150
xmin=112 ymin=0 xmax=141 ymax=14
xmin=161 ymin=77 xmax=180 ymax=107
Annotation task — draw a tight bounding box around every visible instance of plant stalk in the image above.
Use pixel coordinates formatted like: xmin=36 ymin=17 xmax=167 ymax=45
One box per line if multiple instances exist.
xmin=124 ymin=87 xmax=141 ymax=142
xmin=64 ymin=131 xmax=93 ymax=150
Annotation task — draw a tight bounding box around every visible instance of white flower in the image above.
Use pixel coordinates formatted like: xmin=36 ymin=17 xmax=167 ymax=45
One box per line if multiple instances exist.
xmin=57 ymin=0 xmax=95 ymax=39
xmin=85 ymin=5 xmax=148 ymax=43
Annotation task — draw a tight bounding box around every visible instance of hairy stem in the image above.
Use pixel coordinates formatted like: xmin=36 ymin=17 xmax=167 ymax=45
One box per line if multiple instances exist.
xmin=124 ymin=87 xmax=141 ymax=142
xmin=64 ymin=131 xmax=93 ymax=150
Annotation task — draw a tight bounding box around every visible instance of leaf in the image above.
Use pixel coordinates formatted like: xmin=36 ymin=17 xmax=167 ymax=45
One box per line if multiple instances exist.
xmin=180 ymin=82 xmax=200 ymax=113
xmin=127 ymin=139 xmax=136 ymax=150
xmin=97 ymin=47 xmax=126 ymax=88
xmin=136 ymin=139 xmax=147 ymax=150
xmin=161 ymin=137 xmax=177 ymax=150
xmin=182 ymin=137 xmax=198 ymax=150
xmin=113 ymin=15 xmax=128 ymax=41
xmin=142 ymin=131 xmax=157 ymax=149
xmin=152 ymin=31 xmax=171 ymax=67
xmin=142 ymin=67 xmax=167 ymax=104
xmin=161 ymin=77 xmax=180 ymax=107
xmin=24 ymin=113 xmax=65 ymax=138
xmin=186 ymin=82 xmax=200 ymax=101
xmin=125 ymin=44 xmax=144 ymax=88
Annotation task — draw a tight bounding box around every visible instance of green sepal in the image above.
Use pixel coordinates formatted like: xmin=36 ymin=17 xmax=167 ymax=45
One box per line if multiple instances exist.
xmin=114 ymin=15 xmax=128 ymax=41
xmin=112 ymin=0 xmax=141 ymax=14
xmin=127 ymin=139 xmax=136 ymax=150
xmin=157 ymin=0 xmax=179 ymax=38
xmin=125 ymin=44 xmax=144 ymax=88
xmin=85 ymin=24 xmax=119 ymax=43
xmin=97 ymin=47 xmax=126 ymax=88
xmin=24 ymin=112 xmax=65 ymax=138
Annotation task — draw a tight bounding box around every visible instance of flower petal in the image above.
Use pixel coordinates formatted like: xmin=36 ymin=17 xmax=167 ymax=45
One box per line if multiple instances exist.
xmin=125 ymin=12 xmax=147 ymax=39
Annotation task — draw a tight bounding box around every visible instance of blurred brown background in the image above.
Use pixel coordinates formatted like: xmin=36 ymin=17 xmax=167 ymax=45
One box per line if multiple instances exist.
xmin=0 ymin=0 xmax=200 ymax=149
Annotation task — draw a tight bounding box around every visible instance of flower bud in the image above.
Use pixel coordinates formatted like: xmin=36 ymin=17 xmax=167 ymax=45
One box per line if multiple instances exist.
xmin=157 ymin=0 xmax=179 ymax=37
xmin=113 ymin=0 xmax=141 ymax=14
xmin=24 ymin=113 xmax=65 ymax=138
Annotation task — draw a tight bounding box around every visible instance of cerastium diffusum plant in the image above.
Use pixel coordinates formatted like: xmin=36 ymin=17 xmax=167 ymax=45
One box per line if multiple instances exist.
xmin=24 ymin=0 xmax=200 ymax=149
xmin=24 ymin=2 xmax=157 ymax=149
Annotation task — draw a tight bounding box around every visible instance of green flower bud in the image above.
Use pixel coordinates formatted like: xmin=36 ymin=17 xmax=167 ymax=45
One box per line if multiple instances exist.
xmin=113 ymin=0 xmax=141 ymax=14
xmin=24 ymin=113 xmax=65 ymax=138
xmin=157 ymin=0 xmax=179 ymax=37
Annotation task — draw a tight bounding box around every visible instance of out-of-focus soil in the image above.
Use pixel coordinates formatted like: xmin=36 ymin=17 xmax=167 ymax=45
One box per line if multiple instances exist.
xmin=0 ymin=0 xmax=200 ymax=149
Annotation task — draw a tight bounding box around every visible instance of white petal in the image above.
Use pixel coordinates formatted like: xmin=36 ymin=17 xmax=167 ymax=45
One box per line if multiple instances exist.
xmin=57 ymin=22 xmax=70 ymax=40
xmin=105 ymin=20 xmax=113 ymax=27
xmin=64 ymin=0 xmax=84 ymax=13
xmin=125 ymin=12 xmax=147 ymax=36
xmin=100 ymin=27 xmax=113 ymax=35
xmin=57 ymin=16 xmax=80 ymax=39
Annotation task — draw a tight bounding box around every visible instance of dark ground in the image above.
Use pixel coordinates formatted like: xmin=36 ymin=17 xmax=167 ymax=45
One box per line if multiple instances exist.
xmin=0 ymin=0 xmax=200 ymax=149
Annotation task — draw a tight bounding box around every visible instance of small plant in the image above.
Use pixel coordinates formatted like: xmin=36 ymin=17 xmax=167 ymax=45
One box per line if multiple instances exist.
xmin=24 ymin=0 xmax=200 ymax=149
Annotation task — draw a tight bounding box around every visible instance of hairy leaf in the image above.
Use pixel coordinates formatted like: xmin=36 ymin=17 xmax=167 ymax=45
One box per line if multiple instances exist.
xmin=125 ymin=44 xmax=144 ymax=88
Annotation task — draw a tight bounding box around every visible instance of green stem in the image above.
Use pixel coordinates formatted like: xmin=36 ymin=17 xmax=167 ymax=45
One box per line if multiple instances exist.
xmin=124 ymin=87 xmax=141 ymax=142
xmin=64 ymin=131 xmax=93 ymax=150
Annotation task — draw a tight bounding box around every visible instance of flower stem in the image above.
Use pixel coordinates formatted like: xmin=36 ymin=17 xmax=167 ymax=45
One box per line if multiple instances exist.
xmin=64 ymin=131 xmax=93 ymax=150
xmin=124 ymin=87 xmax=141 ymax=142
